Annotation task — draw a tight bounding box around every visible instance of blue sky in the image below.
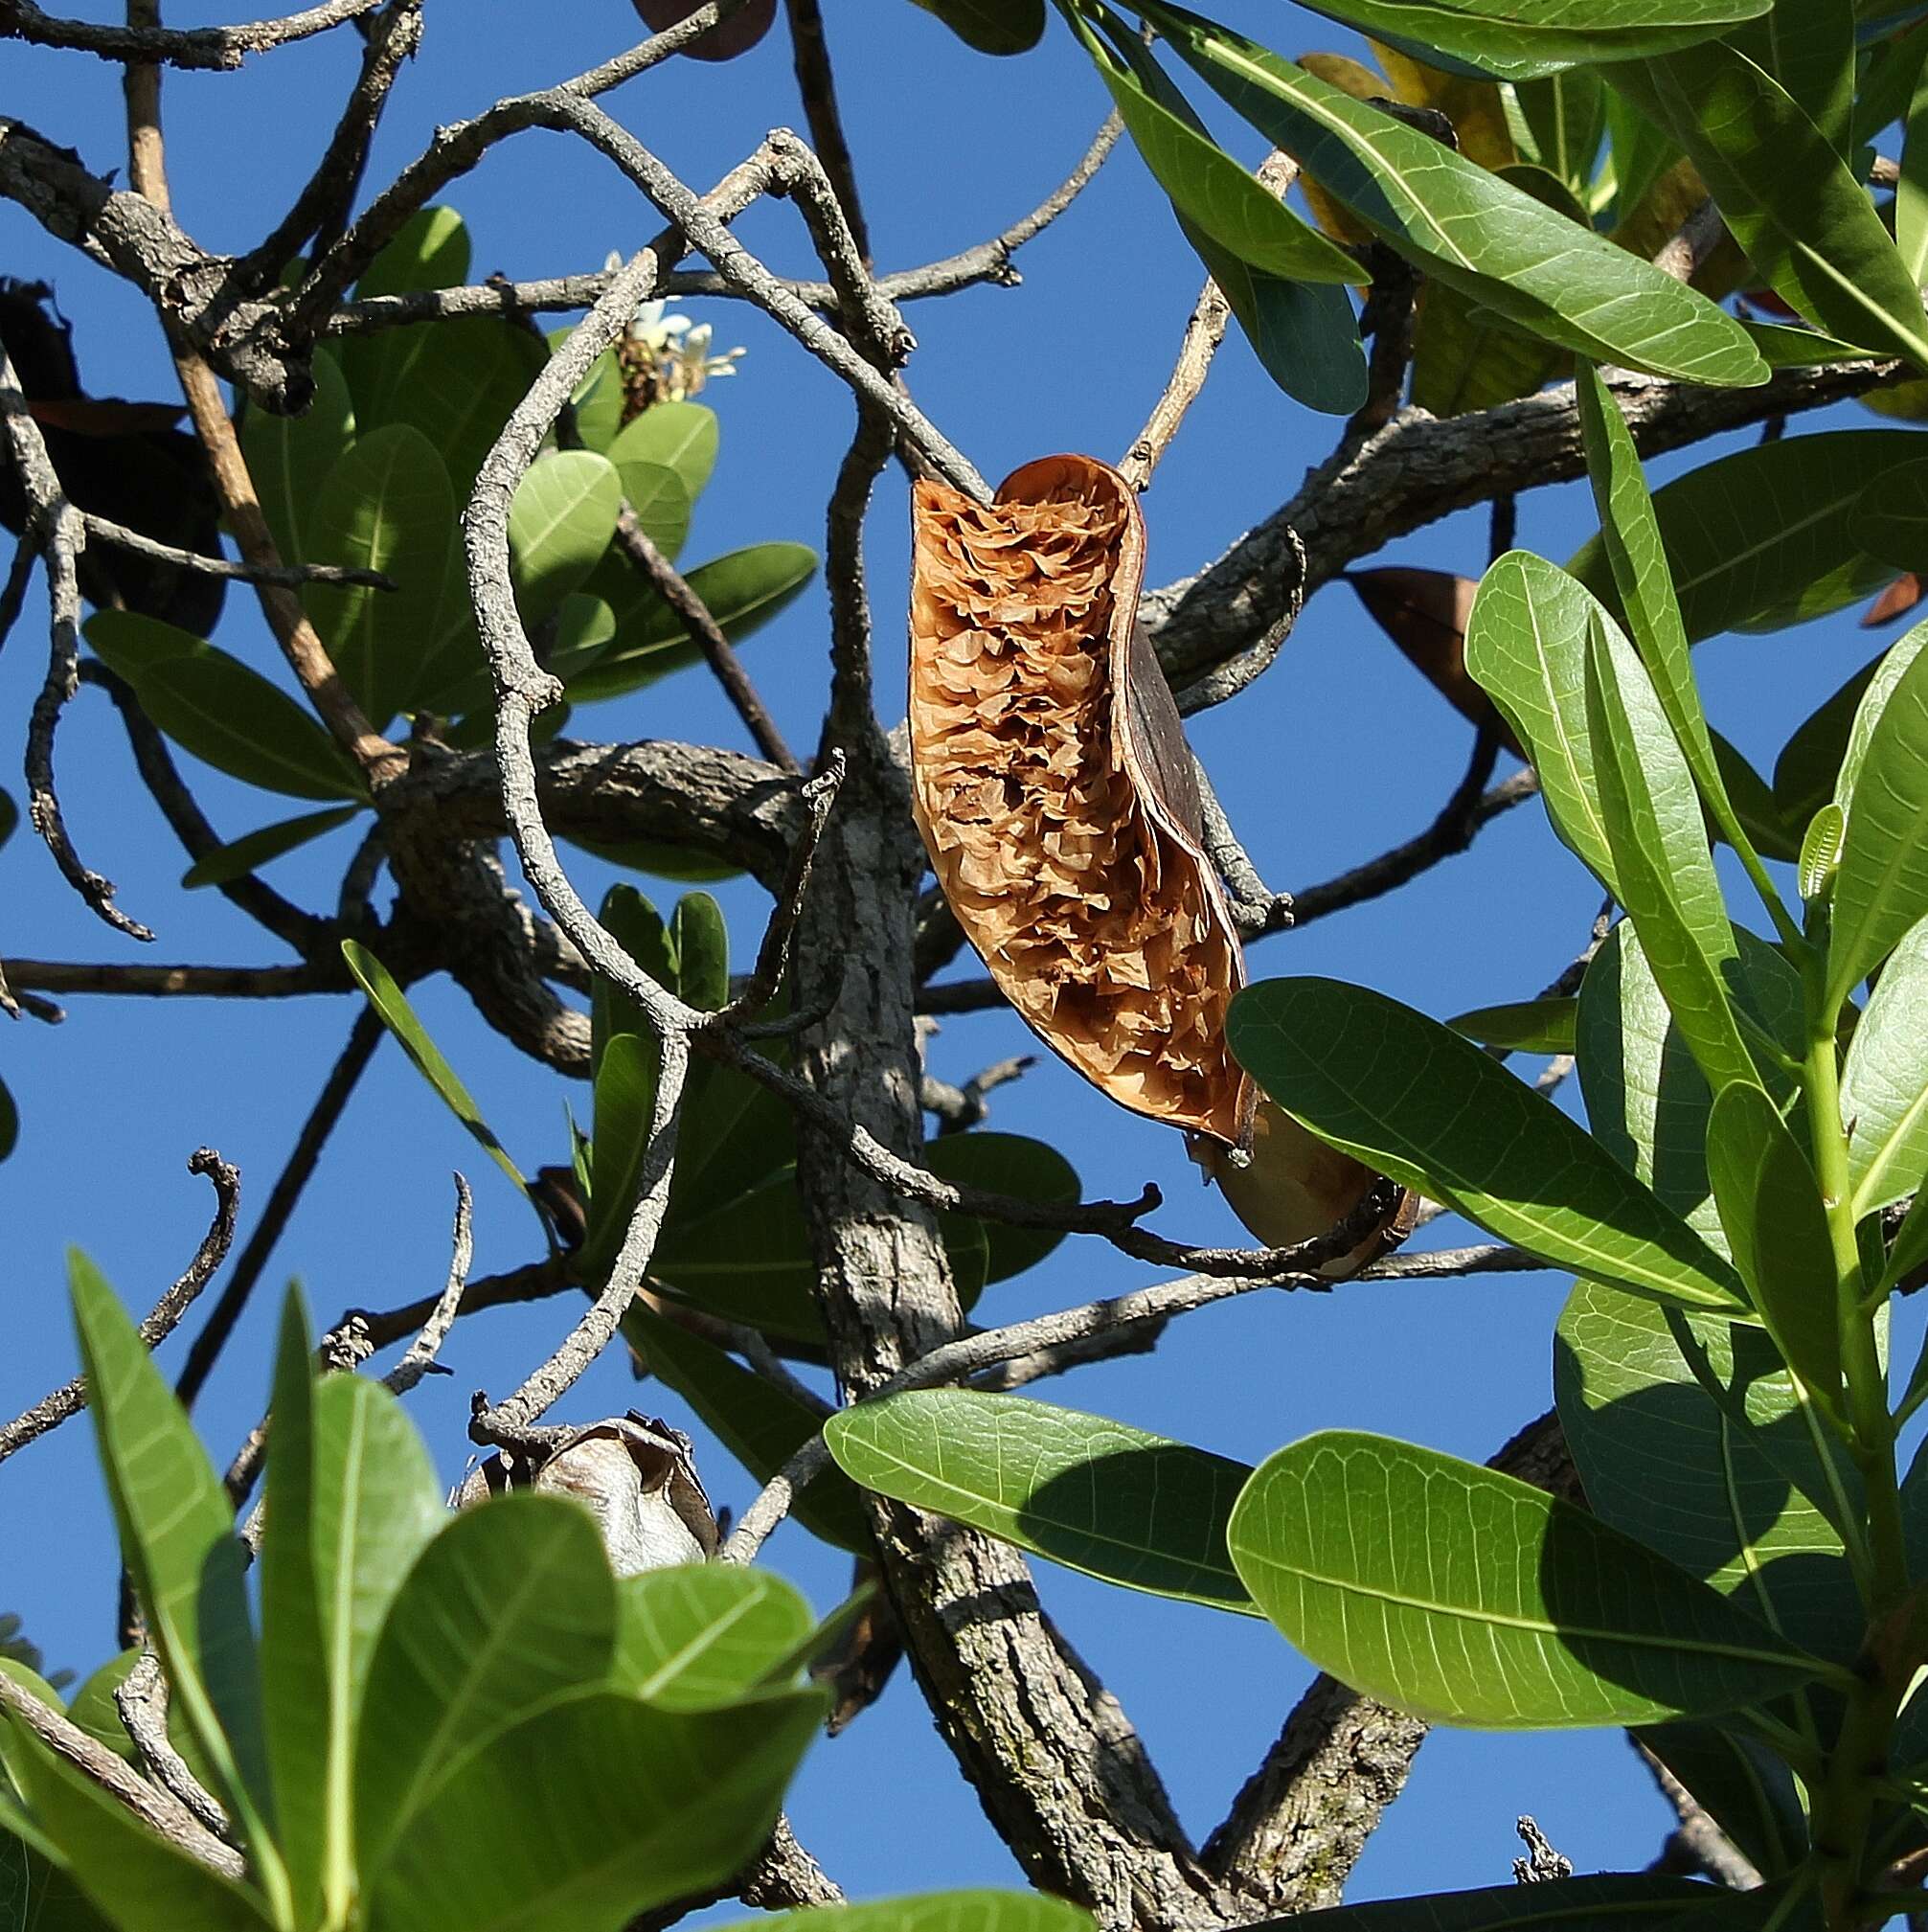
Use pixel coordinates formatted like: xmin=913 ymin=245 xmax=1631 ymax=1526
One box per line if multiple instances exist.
xmin=0 ymin=0 xmax=1910 ymax=1909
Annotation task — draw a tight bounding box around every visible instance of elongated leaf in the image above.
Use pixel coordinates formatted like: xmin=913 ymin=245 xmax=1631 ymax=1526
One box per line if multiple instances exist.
xmin=1635 ymin=1721 xmax=1808 ymax=1877
xmin=584 ymin=1032 xmax=658 ymax=1276
xmin=4 ymin=1732 xmax=271 ymax=1932
xmin=1237 ymin=1874 xmax=1734 ymax=1932
xmin=1515 ymin=67 xmax=1605 ymax=193
xmin=340 ymin=939 xmax=532 ymax=1203
xmin=1611 ymin=44 xmax=1928 ymax=367
xmin=921 ymin=1132 xmax=1079 ymax=1282
xmin=1706 ymin=1083 xmax=1844 ymax=1402
xmin=1465 ymin=551 xmax=1622 ymax=893
xmin=1071 ymin=9 xmax=1362 ymax=284
xmin=243 ymin=345 xmax=353 ymax=567
xmin=1859 ymin=456 xmax=1928 ymax=573
xmin=609 ymin=1567 xmax=814 ymax=1709
xmin=1900 ymin=51 xmax=1928 ymax=288
xmin=1711 ymin=731 xmax=1802 ymax=863
xmin=1142 ymin=4 xmax=1766 ymax=386
xmin=620 ymin=1301 xmax=872 ymax=1553
xmin=1835 ymin=624 xmax=1928 ymax=823
xmin=1228 ymin=976 xmax=1750 ymax=1311
xmin=0 ymin=1813 xmax=114 ymax=1932
xmin=1369 ymin=38 xmax=1517 ymax=172
xmin=608 ymin=457 xmax=690 ymax=561
xmin=602 ymin=402 xmax=718 ymax=504
xmin=67 ymin=1261 xmax=274 ymax=1849
xmin=1843 ymin=913 xmax=1928 ymax=1211
xmin=1567 ymin=431 xmax=1928 ymax=645
xmin=1229 ymin=1429 xmax=1828 ymax=1727
xmin=723 ymin=1895 xmax=1094 ymax=1932
xmin=908 ymin=0 xmax=1044 ymax=55
xmin=304 ymin=423 xmax=458 ymax=729
xmin=669 ymin=893 xmax=728 ymax=1011
xmin=1729 ymin=1 xmax=1855 ymax=155
xmin=1583 ymin=617 xmax=1758 ymax=1094
xmin=365 ymin=1687 xmax=822 ymax=1932
xmin=510 ymin=451 xmax=623 ymax=627
xmin=1826 ymin=641 xmax=1928 ymax=1006
xmin=84 ymin=612 xmax=365 ymax=803
xmin=566 ymin=543 xmax=818 ymax=703
xmin=356 ymin=1496 xmax=617 ymax=1875
xmin=182 ymin=806 xmax=361 ymax=890
xmin=1556 ymin=1279 xmax=1861 ymax=1664
xmin=827 ymin=1390 xmax=1257 ymax=1612
xmin=1773 ymin=650 xmax=1886 ymax=831
xmin=1447 ymin=997 xmax=1576 ymax=1054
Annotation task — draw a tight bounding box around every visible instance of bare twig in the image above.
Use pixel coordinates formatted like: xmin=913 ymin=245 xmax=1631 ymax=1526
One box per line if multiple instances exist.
xmin=1513 ymin=1816 xmax=1575 ymax=1885
xmin=0 ymin=1148 xmax=239 ymax=1465
xmin=922 ymin=1053 xmax=1036 ymax=1135
xmin=0 ymin=532 xmax=34 ymax=657
xmin=1191 ymin=752 xmax=1293 ymax=938
xmin=2 ymin=0 xmax=380 ymax=67
xmin=1119 ymin=276 xmax=1230 ymax=492
xmin=78 ymin=511 xmax=397 ymax=589
xmin=383 ymin=1174 xmax=471 ymax=1397
xmin=783 ymin=0 xmax=869 ymax=264
xmin=1637 ymin=1739 xmax=1762 ymax=1891
xmin=0 ymin=959 xmax=340 ymax=998
xmin=114 ymin=1652 xmax=228 ymax=1838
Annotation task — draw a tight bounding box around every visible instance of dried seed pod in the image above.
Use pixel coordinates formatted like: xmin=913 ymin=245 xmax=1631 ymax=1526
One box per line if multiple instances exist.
xmin=910 ymin=454 xmax=1253 ymax=1148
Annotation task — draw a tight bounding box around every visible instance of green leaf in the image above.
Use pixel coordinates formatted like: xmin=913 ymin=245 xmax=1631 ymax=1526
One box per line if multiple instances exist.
xmin=57 ymin=1655 xmax=140 ymax=1764
xmin=1515 ymin=68 xmax=1606 ymax=194
xmin=259 ymin=1290 xmax=329 ymax=1926
xmin=84 ymin=612 xmax=365 ymax=804
xmin=1799 ymin=801 xmax=1847 ymax=900
xmin=510 ymin=452 xmax=624 ymax=627
xmin=608 ymin=1567 xmax=814 ymax=1708
xmin=921 ymin=1132 xmax=1080 ymax=1282
xmin=1555 ymin=1278 xmax=1862 ymax=1663
xmin=1446 ymin=997 xmax=1577 ymax=1054
xmin=1070 ymin=8 xmax=1364 ymax=284
xmin=1582 ymin=615 xmax=1758 ymax=1094
xmin=1227 ymin=975 xmax=1751 ymax=1311
xmin=602 ymin=402 xmax=718 ymax=504
xmin=1857 ymin=456 xmax=1928 ymax=574
xmin=364 ymin=1687 xmax=822 ymax=1932
xmin=1705 ymin=1083 xmax=1845 ymax=1403
xmin=1773 ymin=649 xmax=1888 ymax=832
xmin=1834 ymin=622 xmax=1928 ymax=825
xmin=1842 ymin=910 xmax=1928 ymax=1211
xmin=1566 ymin=431 xmax=1928 ymax=644
xmin=669 ymin=894 xmax=729 ymax=1011
xmin=1140 ymin=4 xmax=1767 ymax=385
xmin=67 ymin=1260 xmax=275 ymax=1856
xmin=590 ymin=883 xmax=675 ymax=1071
xmin=1826 ymin=640 xmax=1928 ymax=1007
xmin=717 ymin=1894 xmax=1095 ymax=1932
xmin=1899 ymin=48 xmax=1928 ymax=287
xmin=827 ymin=1390 xmax=1258 ymax=1612
xmin=1635 ymin=1722 xmax=1809 ymax=1877
xmin=620 ymin=1301 xmax=873 ymax=1553
xmin=0 ymin=1812 xmax=115 ymax=1932
xmin=1228 ymin=1429 xmax=1829 ymax=1727
xmin=243 ymin=345 xmax=353 ymax=566
xmin=907 ymin=0 xmax=1044 ymax=55
xmin=607 ymin=458 xmax=690 ymax=562
xmin=181 ymin=806 xmax=361 ymax=890
xmin=340 ymin=939 xmax=533 ymax=1204
xmin=565 ymin=543 xmax=818 ymax=703
xmin=303 ymin=423 xmax=458 ymax=730
xmin=1728 ymin=1 xmax=1855 ymax=156
xmin=355 ymin=1495 xmax=617 ymax=1876
xmin=1711 ymin=730 xmax=1802 ymax=863
xmin=584 ymin=1032 xmax=659 ymax=1277
xmin=351 ymin=206 xmax=469 ymax=301
xmin=3 ymin=1729 xmax=271 ymax=1932
xmin=1609 ymin=44 xmax=1928 ymax=368
xmin=1224 ymin=1874 xmax=1735 ymax=1932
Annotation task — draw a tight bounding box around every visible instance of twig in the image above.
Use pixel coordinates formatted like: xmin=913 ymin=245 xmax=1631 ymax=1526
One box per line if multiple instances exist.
xmin=0 ymin=959 xmax=341 ymax=998
xmin=922 ymin=1053 xmax=1036 ymax=1135
xmin=1513 ymin=1816 xmax=1575 ymax=1885
xmin=2 ymin=0 xmax=380 ymax=67
xmin=383 ymin=1174 xmax=471 ymax=1397
xmin=718 ymin=1238 xmax=1536 ymax=1562
xmin=610 ymin=510 xmax=800 ymax=773
xmin=0 ymin=532 xmax=34 ymax=656
xmin=1118 ymin=276 xmax=1229 ymax=492
xmin=1652 ymin=197 xmax=1730 ymax=284
xmin=113 ymin=1651 xmax=228 ymax=1839
xmin=1191 ymin=751 xmax=1293 ymax=938
xmin=352 ymin=1255 xmax=573 ymax=1352
xmin=783 ymin=0 xmax=869 ymax=264
xmin=1350 ymin=243 xmax=1419 ymax=442
xmin=78 ymin=511 xmax=397 ymax=589
xmin=176 ymin=1010 xmax=382 ymax=1407
xmin=0 ymin=1148 xmax=239 ymax=1465
xmin=1636 ymin=1739 xmax=1762 ymax=1891
xmin=0 ymin=1671 xmax=245 ymax=1876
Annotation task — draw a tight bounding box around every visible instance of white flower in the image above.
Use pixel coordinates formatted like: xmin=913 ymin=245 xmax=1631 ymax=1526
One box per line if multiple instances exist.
xmin=612 ymin=281 xmax=747 ymax=401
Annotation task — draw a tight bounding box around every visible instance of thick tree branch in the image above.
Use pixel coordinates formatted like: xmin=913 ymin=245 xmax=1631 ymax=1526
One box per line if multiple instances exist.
xmin=1 ymin=0 xmax=380 ymax=67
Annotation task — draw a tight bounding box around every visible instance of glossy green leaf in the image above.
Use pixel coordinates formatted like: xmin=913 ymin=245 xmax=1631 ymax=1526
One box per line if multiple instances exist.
xmin=602 ymin=401 xmax=718 ymax=504
xmin=907 ymin=0 xmax=1045 ymax=55
xmin=1070 ymin=8 xmax=1363 ymax=284
xmin=258 ymin=1291 xmax=329 ymax=1925
xmin=621 ymin=1300 xmax=873 ymax=1553
xmin=566 ymin=543 xmax=818 ymax=703
xmin=0 ymin=1813 xmax=114 ymax=1932
xmin=67 ymin=1260 xmax=274 ymax=1852
xmin=1228 ymin=976 xmax=1750 ymax=1311
xmin=336 ymin=207 xmax=471 ymax=428
xmin=1773 ymin=649 xmax=1887 ymax=831
xmin=1555 ymin=1279 xmax=1861 ymax=1664
xmin=84 ymin=612 xmax=365 ymax=803
xmin=1583 ymin=615 xmax=1758 ymax=1094
xmin=1729 ymin=1 xmax=1855 ymax=155
xmin=510 ymin=452 xmax=623 ymax=627
xmin=584 ymin=1032 xmax=658 ymax=1277
xmin=590 ymin=883 xmax=674 ymax=1072
xmin=1901 ymin=50 xmax=1928 ymax=288
xmin=1235 ymin=1874 xmax=1733 ymax=1932
xmin=1567 ymin=431 xmax=1928 ymax=644
xmin=243 ymin=345 xmax=353 ymax=566
xmin=181 ymin=806 xmax=361 ymax=890
xmin=1834 ymin=623 xmax=1928 ymax=824
xmin=1229 ymin=1429 xmax=1828 ymax=1727
xmin=1634 ymin=1722 xmax=1808 ymax=1877
xmin=303 ymin=422 xmax=458 ymax=728
xmin=1142 ymin=4 xmax=1766 ymax=385
xmin=1739 ymin=318 xmax=1886 ymax=366
xmin=1857 ymin=456 xmax=1928 ymax=573
xmin=1465 ymin=551 xmax=1622 ymax=893
xmin=1826 ymin=640 xmax=1928 ymax=1007
xmin=723 ymin=1894 xmax=1095 ymax=1932
xmin=365 ymin=1687 xmax=822 ymax=1932
xmin=57 ymin=1655 xmax=140 ymax=1765
xmin=4 ymin=1731 xmax=271 ymax=1932
xmin=1446 ymin=997 xmax=1577 ymax=1054
xmin=669 ymin=894 xmax=729 ymax=1011
xmin=1711 ymin=730 xmax=1802 ymax=863
xmin=608 ymin=1566 xmax=814 ymax=1709
xmin=1799 ymin=801 xmax=1846 ymax=900
xmin=356 ymin=1495 xmax=617 ymax=1875
xmin=1515 ymin=68 xmax=1606 ymax=194
xmin=827 ymin=1390 xmax=1258 ymax=1612
xmin=1842 ymin=910 xmax=1928 ymax=1210
xmin=1705 ymin=1082 xmax=1844 ymax=1402
xmin=608 ymin=457 xmax=690 ymax=562
xmin=921 ymin=1132 xmax=1080 ymax=1282
xmin=340 ymin=939 xmax=532 ymax=1202
xmin=1603 ymin=81 xmax=1681 ymax=228
xmin=1610 ymin=44 xmax=1928 ymax=368
xmin=567 ymin=351 xmax=627 ymax=454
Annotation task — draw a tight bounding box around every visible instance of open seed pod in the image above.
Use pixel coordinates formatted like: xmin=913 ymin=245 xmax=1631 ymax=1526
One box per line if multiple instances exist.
xmin=909 ymin=453 xmax=1407 ymax=1277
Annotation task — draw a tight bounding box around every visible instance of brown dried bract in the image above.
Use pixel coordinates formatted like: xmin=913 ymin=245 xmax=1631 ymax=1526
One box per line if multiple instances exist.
xmin=909 ymin=454 xmax=1252 ymax=1148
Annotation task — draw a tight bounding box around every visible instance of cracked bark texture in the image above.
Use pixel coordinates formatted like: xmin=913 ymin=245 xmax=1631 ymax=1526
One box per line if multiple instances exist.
xmin=793 ymin=727 xmax=1229 ymax=1932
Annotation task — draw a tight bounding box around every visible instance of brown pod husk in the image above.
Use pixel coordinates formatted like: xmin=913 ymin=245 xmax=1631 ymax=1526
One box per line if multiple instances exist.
xmin=909 ymin=454 xmax=1408 ymax=1277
